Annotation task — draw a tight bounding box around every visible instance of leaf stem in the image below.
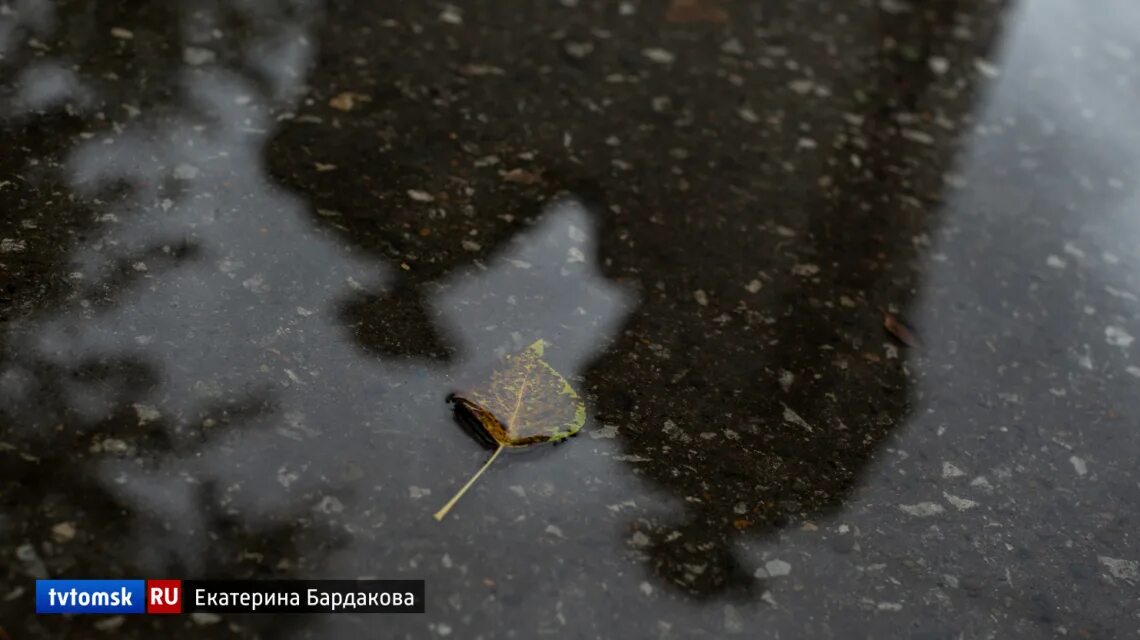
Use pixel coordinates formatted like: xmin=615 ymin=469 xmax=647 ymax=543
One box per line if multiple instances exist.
xmin=433 ymin=444 xmax=504 ymax=521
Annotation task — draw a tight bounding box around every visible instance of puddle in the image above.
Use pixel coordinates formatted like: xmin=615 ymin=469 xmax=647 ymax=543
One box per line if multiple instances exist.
xmin=2 ymin=0 xmax=1140 ymax=637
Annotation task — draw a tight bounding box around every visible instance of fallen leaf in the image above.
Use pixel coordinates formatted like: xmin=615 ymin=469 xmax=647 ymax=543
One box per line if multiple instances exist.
xmin=665 ymin=0 xmax=728 ymax=23
xmin=882 ymin=311 xmax=920 ymax=347
xmin=501 ymin=168 xmax=542 ymax=185
xmin=328 ymin=91 xmax=370 ymax=112
xmin=434 ymin=339 xmax=584 ymax=520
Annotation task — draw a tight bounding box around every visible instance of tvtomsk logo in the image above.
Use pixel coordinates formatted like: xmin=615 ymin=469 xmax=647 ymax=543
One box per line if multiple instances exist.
xmin=36 ymin=580 xmax=146 ymax=614
xmin=36 ymin=579 xmax=183 ymax=614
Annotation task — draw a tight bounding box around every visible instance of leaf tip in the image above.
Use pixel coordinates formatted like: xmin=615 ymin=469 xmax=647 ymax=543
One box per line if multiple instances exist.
xmin=526 ymin=338 xmax=546 ymax=356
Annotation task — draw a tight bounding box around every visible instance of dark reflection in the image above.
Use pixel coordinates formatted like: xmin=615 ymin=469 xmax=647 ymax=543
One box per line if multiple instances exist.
xmin=266 ymin=0 xmax=1013 ymax=597
xmin=625 ymin=0 xmax=1014 ymax=595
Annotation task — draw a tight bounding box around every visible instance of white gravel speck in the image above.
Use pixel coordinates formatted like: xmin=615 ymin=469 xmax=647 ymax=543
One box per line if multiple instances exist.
xmin=974 ymin=58 xmax=1000 ymax=77
xmin=173 ymin=163 xmax=199 ymax=180
xmin=899 ymin=502 xmax=944 ymax=517
xmin=438 ymin=5 xmax=463 ymax=24
xmin=1 ymin=238 xmax=27 ymax=253
xmin=52 ymin=521 xmax=77 ymax=542
xmin=745 ymin=279 xmax=762 ymax=293
xmin=1046 ymin=255 xmax=1067 ymax=269
xmin=133 ymin=403 xmax=161 ymax=425
xmin=693 ymin=289 xmax=709 ymax=306
xmin=409 ymin=486 xmax=431 ymax=499
xmin=1105 ymin=286 xmax=1138 ymax=303
xmin=901 ymin=129 xmax=934 ymax=145
xmin=942 ymin=462 xmax=966 ymax=478
xmin=928 ymin=56 xmax=949 ymax=74
xmin=1069 ymin=455 xmax=1088 ymax=477
xmin=1106 ymin=326 xmax=1134 ymax=348
xmin=1063 ymin=242 xmax=1086 ymax=259
xmin=738 ymin=106 xmax=759 ymax=123
xmin=100 ymin=438 xmax=130 ymax=454
xmin=782 ymin=405 xmax=812 ymax=432
xmin=642 ymin=48 xmax=675 ymax=64
xmin=190 ymin=612 xmax=222 ymax=626
xmin=970 ymin=476 xmax=992 ymax=490
xmin=183 ymin=47 xmax=216 ymax=66
xmin=565 ymin=41 xmax=594 ymax=58
xmin=94 ymin=616 xmax=126 ymax=631
xmin=943 ymin=492 xmax=978 ymax=510
xmin=765 ymin=559 xmax=792 ymax=577
xmin=407 ymin=189 xmax=435 ymax=202
xmin=789 ymin=79 xmax=814 ymax=95
xmin=1098 ymin=555 xmax=1138 ymax=580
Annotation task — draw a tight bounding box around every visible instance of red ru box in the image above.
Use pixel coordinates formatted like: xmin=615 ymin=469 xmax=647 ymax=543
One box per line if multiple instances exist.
xmin=146 ymin=579 xmax=182 ymax=614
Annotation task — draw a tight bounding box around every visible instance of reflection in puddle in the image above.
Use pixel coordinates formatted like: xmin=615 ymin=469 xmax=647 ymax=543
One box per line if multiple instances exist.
xmin=2 ymin=0 xmax=1139 ymax=637
xmin=1 ymin=3 xmax=645 ymax=636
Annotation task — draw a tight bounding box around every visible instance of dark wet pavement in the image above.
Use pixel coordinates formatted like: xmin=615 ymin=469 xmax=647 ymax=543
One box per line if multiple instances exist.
xmin=3 ymin=0 xmax=1140 ymax=637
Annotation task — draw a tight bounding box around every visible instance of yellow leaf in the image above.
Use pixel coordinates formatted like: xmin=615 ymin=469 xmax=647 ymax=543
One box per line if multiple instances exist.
xmin=434 ymin=340 xmax=584 ymax=520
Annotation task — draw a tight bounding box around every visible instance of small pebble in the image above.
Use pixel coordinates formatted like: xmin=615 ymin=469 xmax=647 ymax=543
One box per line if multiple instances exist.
xmin=765 ymin=559 xmax=792 ymax=577
xmin=183 ymin=47 xmax=216 ymax=66
xmin=190 ymin=613 xmax=222 ymax=626
xmin=642 ymin=48 xmax=675 ymax=64
xmin=94 ymin=616 xmax=125 ymax=631
xmin=1106 ymin=326 xmax=1134 ymax=348
xmin=1070 ymin=455 xmax=1088 ymax=477
xmin=51 ymin=522 xmax=76 ymax=542
xmin=899 ymin=502 xmax=944 ymax=517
